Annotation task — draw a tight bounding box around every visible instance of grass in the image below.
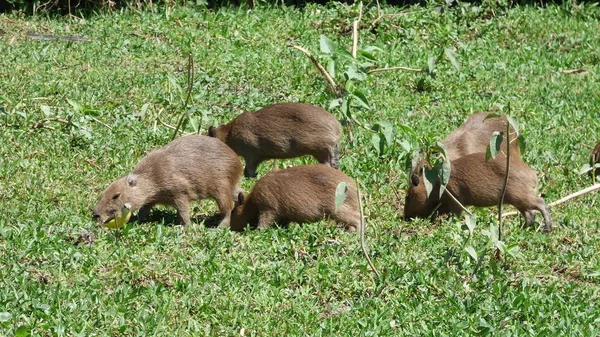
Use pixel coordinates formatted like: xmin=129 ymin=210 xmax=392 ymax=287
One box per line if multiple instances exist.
xmin=1 ymin=1 xmax=600 ymax=335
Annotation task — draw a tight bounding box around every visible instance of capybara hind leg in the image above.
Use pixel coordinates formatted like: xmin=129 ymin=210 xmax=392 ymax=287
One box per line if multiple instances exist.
xmin=173 ymin=199 xmax=192 ymax=226
xmin=522 ymin=210 xmax=535 ymax=227
xmin=538 ymin=198 xmax=552 ymax=232
xmin=257 ymin=211 xmax=276 ymax=230
xmin=216 ymin=192 xmax=234 ymax=228
xmin=335 ymin=210 xmax=361 ymax=233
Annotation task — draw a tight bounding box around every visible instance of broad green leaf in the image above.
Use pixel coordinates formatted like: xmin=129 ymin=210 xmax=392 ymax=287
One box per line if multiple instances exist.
xmin=517 ymin=134 xmax=526 ymax=155
xmin=434 ymin=141 xmax=449 ymax=161
xmin=341 ymin=98 xmax=350 ymax=118
xmin=371 ymin=133 xmax=384 ymax=156
xmin=427 ymin=55 xmax=436 ymax=75
xmin=40 ymin=105 xmax=51 ymax=117
xmin=506 ymin=115 xmax=520 ymax=137
xmin=376 ymin=120 xmax=394 ymax=145
xmin=67 ymin=98 xmax=82 ymax=113
xmin=334 ymin=182 xmax=349 ymax=213
xmin=344 ymin=65 xmax=367 ymax=82
xmin=486 ymin=131 xmax=503 ymax=161
xmin=439 ymin=159 xmax=451 ymax=198
xmin=0 ymin=312 xmax=11 ymax=322
xmin=139 ymin=103 xmax=150 ymax=118
xmin=327 ymin=58 xmax=336 ymax=78
xmin=444 ymin=48 xmax=461 ymax=72
xmin=506 ymin=244 xmax=524 ymax=259
xmin=579 ymin=163 xmax=593 ymax=174
xmin=320 ymin=35 xmax=336 ymax=55
xmin=15 ymin=326 xmax=29 ymax=337
xmin=464 ymin=214 xmax=477 ymax=236
xmin=350 ymin=90 xmax=370 ymax=109
xmin=464 ymin=246 xmax=478 ymax=261
xmin=424 ymin=166 xmax=439 ymax=198
xmin=188 ymin=116 xmax=199 ymax=133
xmin=398 ymin=139 xmax=411 ymax=153
xmin=329 ymin=98 xmax=342 ymax=110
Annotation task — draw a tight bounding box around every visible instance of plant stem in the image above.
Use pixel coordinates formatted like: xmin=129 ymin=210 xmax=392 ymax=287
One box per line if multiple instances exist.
xmin=497 ymin=120 xmax=511 ymax=243
xmin=171 ymin=53 xmax=195 ymax=141
xmin=356 ymin=179 xmax=381 ymax=279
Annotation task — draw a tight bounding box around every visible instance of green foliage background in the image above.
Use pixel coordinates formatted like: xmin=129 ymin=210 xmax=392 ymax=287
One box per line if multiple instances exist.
xmin=1 ymin=2 xmax=600 ymax=335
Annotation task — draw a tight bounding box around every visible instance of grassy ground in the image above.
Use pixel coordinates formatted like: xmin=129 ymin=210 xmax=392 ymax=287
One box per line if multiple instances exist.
xmin=1 ymin=2 xmax=600 ymax=335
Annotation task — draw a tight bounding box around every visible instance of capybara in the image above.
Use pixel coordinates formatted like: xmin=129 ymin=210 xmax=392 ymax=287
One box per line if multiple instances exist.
xmin=442 ymin=112 xmax=521 ymax=160
xmin=591 ymin=142 xmax=600 ymax=178
xmin=404 ymin=153 xmax=552 ymax=232
xmin=229 ymin=164 xmax=360 ymax=232
xmin=93 ymin=135 xmax=243 ymax=228
xmin=208 ymin=103 xmax=342 ymax=178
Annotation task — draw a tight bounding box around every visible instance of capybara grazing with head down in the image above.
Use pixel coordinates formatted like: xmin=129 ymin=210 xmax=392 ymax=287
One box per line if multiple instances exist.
xmin=208 ymin=103 xmax=342 ymax=178
xmin=442 ymin=112 xmax=521 ymax=160
xmin=93 ymin=135 xmax=243 ymax=228
xmin=229 ymin=164 xmax=360 ymax=232
xmin=404 ymin=153 xmax=552 ymax=232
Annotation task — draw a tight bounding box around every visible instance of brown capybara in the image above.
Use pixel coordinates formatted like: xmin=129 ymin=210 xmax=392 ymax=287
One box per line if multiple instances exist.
xmin=404 ymin=153 xmax=552 ymax=232
xmin=442 ymin=112 xmax=521 ymax=160
xmin=93 ymin=135 xmax=243 ymax=228
xmin=591 ymin=142 xmax=600 ymax=178
xmin=208 ymin=103 xmax=342 ymax=178
xmin=229 ymin=164 xmax=360 ymax=232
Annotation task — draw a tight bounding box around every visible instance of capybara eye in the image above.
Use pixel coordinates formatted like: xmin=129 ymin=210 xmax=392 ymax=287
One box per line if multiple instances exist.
xmin=112 ymin=193 xmax=121 ymax=200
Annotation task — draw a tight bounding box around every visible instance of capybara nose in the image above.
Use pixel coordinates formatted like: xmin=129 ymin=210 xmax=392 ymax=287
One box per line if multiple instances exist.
xmin=92 ymin=210 xmax=100 ymax=221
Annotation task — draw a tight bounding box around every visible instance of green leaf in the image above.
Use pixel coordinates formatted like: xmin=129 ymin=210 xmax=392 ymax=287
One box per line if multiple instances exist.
xmin=15 ymin=326 xmax=30 ymax=337
xmin=398 ymin=139 xmax=411 ymax=153
xmin=350 ymin=90 xmax=370 ymax=109
xmin=427 ymin=56 xmax=436 ymax=75
xmin=424 ymin=166 xmax=439 ymax=198
xmin=320 ymin=35 xmax=336 ymax=55
xmin=375 ymin=120 xmax=394 ymax=145
xmin=506 ymin=115 xmax=520 ymax=137
xmin=0 ymin=312 xmax=11 ymax=322
xmin=433 ymin=141 xmax=449 ymax=161
xmin=40 ymin=105 xmax=51 ymax=117
xmin=371 ymin=133 xmax=384 ymax=156
xmin=329 ymin=98 xmax=342 ymax=110
xmin=506 ymin=244 xmax=524 ymax=259
xmin=464 ymin=246 xmax=478 ymax=261
xmin=67 ymin=98 xmax=82 ymax=113
xmin=341 ymin=98 xmax=350 ymax=118
xmin=464 ymin=214 xmax=477 ymax=236
xmin=444 ymin=48 xmax=461 ymax=72
xmin=327 ymin=58 xmax=336 ymax=78
xmin=517 ymin=134 xmax=526 ymax=155
xmin=334 ymin=182 xmax=349 ymax=213
xmin=579 ymin=163 xmax=593 ymax=174
xmin=486 ymin=131 xmax=503 ymax=161
xmin=344 ymin=65 xmax=367 ymax=82
xmin=439 ymin=159 xmax=451 ymax=198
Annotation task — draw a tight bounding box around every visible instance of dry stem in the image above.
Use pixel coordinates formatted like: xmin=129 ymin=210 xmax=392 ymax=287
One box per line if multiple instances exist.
xmin=289 ymin=45 xmax=340 ymax=97
xmin=356 ymin=179 xmax=381 ymax=279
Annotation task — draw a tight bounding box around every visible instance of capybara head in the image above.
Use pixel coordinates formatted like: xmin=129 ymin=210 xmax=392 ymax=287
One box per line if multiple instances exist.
xmin=93 ymin=174 xmax=141 ymax=225
xmin=404 ymin=160 xmax=440 ymax=220
xmin=591 ymin=142 xmax=600 ymax=178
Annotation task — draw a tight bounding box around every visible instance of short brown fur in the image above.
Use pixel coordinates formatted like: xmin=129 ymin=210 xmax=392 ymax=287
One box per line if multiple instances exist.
xmin=208 ymin=103 xmax=342 ymax=178
xmin=441 ymin=112 xmax=521 ymax=160
xmin=93 ymin=135 xmax=243 ymax=227
xmin=229 ymin=164 xmax=360 ymax=232
xmin=404 ymin=153 xmax=552 ymax=232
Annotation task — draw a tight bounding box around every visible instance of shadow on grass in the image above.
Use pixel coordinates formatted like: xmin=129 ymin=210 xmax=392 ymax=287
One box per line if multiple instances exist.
xmin=134 ymin=210 xmax=225 ymax=228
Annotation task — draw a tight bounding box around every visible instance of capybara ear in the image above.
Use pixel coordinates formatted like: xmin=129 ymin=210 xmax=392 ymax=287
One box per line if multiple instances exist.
xmin=237 ymin=192 xmax=245 ymax=205
xmin=208 ymin=126 xmax=217 ymax=137
xmin=127 ymin=174 xmax=138 ymax=187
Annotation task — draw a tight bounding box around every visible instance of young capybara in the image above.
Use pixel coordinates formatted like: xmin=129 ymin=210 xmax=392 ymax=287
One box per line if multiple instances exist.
xmin=404 ymin=153 xmax=552 ymax=232
xmin=442 ymin=112 xmax=521 ymax=160
xmin=93 ymin=135 xmax=243 ymax=228
xmin=208 ymin=103 xmax=342 ymax=178
xmin=591 ymin=142 xmax=600 ymax=178
xmin=229 ymin=164 xmax=360 ymax=232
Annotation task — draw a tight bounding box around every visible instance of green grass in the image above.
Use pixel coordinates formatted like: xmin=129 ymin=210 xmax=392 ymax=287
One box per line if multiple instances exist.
xmin=1 ymin=2 xmax=600 ymax=335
